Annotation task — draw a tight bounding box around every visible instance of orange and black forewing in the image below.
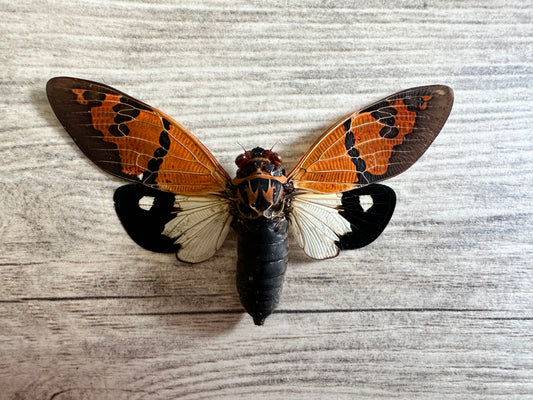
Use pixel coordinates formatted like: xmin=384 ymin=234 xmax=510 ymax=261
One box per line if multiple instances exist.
xmin=46 ymin=77 xmax=230 ymax=195
xmin=288 ymin=85 xmax=454 ymax=193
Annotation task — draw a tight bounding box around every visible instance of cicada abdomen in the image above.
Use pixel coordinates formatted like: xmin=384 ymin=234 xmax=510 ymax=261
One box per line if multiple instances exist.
xmin=233 ymin=217 xmax=288 ymax=325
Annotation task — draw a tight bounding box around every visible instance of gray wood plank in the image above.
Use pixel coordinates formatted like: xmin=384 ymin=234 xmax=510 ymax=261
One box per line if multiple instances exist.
xmin=1 ymin=0 xmax=532 ymax=398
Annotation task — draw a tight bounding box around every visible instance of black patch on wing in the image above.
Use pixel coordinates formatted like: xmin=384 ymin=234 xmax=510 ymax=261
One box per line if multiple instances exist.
xmin=113 ymin=183 xmax=180 ymax=253
xmin=336 ymin=184 xmax=396 ymax=250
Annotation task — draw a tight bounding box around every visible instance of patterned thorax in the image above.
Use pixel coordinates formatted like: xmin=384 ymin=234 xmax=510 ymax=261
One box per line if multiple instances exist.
xmin=231 ymin=147 xmax=287 ymax=219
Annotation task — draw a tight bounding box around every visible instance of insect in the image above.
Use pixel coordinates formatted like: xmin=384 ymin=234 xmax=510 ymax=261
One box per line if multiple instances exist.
xmin=46 ymin=77 xmax=453 ymax=325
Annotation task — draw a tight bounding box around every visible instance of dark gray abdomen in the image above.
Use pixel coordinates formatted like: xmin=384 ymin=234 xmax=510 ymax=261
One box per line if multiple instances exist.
xmin=233 ymin=217 xmax=288 ymax=325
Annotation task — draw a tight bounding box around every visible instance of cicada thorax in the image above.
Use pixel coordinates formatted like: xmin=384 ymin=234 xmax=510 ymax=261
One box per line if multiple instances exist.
xmin=231 ymin=147 xmax=289 ymax=325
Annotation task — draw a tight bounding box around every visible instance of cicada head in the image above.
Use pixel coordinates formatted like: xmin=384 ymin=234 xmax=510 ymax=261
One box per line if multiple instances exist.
xmin=234 ymin=147 xmax=284 ymax=179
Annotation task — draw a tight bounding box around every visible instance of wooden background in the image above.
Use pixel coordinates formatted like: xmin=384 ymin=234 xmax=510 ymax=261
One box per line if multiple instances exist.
xmin=1 ymin=1 xmax=532 ymax=399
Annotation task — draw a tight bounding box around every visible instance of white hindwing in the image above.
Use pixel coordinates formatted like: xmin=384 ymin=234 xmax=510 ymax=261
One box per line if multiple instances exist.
xmin=162 ymin=195 xmax=233 ymax=263
xmin=290 ymin=193 xmax=352 ymax=259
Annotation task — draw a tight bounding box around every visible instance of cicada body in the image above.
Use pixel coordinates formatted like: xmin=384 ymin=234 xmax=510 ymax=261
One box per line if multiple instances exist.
xmin=47 ymin=77 xmax=453 ymax=325
xmin=230 ymin=147 xmax=289 ymax=325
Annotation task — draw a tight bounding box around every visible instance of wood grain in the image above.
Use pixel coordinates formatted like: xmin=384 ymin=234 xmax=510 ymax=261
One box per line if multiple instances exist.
xmin=1 ymin=0 xmax=532 ymax=399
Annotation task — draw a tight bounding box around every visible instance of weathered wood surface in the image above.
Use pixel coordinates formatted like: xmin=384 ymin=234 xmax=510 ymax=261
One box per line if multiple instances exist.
xmin=1 ymin=1 xmax=532 ymax=399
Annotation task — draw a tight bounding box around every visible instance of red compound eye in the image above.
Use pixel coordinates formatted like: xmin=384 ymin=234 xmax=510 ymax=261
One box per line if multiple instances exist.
xmin=235 ymin=152 xmax=250 ymax=167
xmin=269 ymin=152 xmax=282 ymax=166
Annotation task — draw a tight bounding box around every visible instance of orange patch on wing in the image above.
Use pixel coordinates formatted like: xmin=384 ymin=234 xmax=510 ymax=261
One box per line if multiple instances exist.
xmin=74 ymin=92 xmax=229 ymax=194
xmin=289 ymin=96 xmax=432 ymax=193
xmin=352 ymin=99 xmax=419 ymax=176
xmin=72 ymin=89 xmax=88 ymax=105
xmin=419 ymin=96 xmax=431 ymax=110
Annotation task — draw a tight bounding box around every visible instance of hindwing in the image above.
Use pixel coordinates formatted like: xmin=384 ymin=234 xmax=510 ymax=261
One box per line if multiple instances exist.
xmin=114 ymin=184 xmax=232 ymax=263
xmin=290 ymin=184 xmax=396 ymax=259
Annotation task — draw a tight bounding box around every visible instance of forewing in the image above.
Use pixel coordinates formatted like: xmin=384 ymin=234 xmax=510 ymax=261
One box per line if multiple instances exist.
xmin=290 ymin=184 xmax=396 ymax=259
xmin=114 ymin=184 xmax=232 ymax=263
xmin=288 ymin=85 xmax=453 ymax=193
xmin=47 ymin=77 xmax=230 ymax=195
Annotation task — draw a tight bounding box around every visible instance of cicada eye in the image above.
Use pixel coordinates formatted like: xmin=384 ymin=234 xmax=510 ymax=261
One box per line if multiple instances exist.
xmin=235 ymin=152 xmax=250 ymax=168
xmin=269 ymin=152 xmax=282 ymax=166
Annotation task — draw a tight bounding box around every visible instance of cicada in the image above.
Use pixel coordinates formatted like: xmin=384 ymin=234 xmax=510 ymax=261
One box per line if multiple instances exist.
xmin=47 ymin=77 xmax=453 ymax=325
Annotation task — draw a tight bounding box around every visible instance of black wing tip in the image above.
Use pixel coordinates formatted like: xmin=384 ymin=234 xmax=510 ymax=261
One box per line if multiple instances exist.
xmin=46 ymin=76 xmax=81 ymax=93
xmin=46 ymin=76 xmax=125 ymax=98
xmin=46 ymin=77 xmax=92 ymax=103
xmin=390 ymin=84 xmax=454 ymax=106
xmin=426 ymin=84 xmax=454 ymax=108
xmin=409 ymin=84 xmax=454 ymax=113
xmin=402 ymin=84 xmax=453 ymax=96
xmin=47 ymin=76 xmax=95 ymax=86
xmin=46 ymin=77 xmax=67 ymax=100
